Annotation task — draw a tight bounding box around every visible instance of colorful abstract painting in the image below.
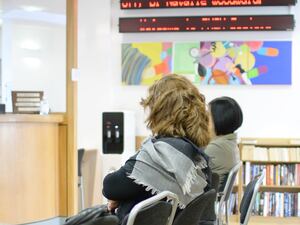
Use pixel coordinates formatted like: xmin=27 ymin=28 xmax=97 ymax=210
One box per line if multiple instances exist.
xmin=122 ymin=41 xmax=292 ymax=85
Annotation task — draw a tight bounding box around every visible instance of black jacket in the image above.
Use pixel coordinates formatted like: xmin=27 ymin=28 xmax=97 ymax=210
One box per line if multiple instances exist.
xmin=102 ymin=137 xmax=211 ymax=223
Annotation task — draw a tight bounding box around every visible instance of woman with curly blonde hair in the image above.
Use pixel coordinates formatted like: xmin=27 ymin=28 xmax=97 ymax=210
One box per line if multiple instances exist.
xmin=103 ymin=74 xmax=212 ymax=223
xmin=141 ymin=74 xmax=210 ymax=147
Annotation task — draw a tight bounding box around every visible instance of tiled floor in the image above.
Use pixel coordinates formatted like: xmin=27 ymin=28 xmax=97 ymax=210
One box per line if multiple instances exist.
xmin=18 ymin=217 xmax=65 ymax=225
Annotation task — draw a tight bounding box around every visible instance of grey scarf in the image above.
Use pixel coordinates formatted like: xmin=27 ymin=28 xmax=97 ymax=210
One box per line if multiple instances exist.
xmin=125 ymin=137 xmax=209 ymax=208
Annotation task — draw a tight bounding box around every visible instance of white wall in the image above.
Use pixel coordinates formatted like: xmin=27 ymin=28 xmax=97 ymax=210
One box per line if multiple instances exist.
xmin=1 ymin=19 xmax=66 ymax=112
xmin=78 ymin=1 xmax=300 ymax=153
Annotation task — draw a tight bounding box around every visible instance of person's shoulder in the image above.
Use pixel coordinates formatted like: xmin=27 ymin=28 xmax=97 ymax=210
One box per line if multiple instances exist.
xmin=154 ymin=136 xmax=191 ymax=149
xmin=155 ymin=136 xmax=197 ymax=157
xmin=205 ymin=139 xmax=223 ymax=155
xmin=207 ymin=136 xmax=224 ymax=148
xmin=207 ymin=133 xmax=238 ymax=153
xmin=212 ymin=133 xmax=237 ymax=145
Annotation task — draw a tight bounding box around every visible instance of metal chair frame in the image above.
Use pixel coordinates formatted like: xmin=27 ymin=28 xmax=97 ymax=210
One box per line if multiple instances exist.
xmin=217 ymin=161 xmax=242 ymax=225
xmin=126 ymin=191 xmax=179 ymax=225
xmin=241 ymin=173 xmax=265 ymax=225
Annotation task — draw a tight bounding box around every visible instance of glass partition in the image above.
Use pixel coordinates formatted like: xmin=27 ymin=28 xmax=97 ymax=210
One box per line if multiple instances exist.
xmin=0 ymin=0 xmax=66 ymax=112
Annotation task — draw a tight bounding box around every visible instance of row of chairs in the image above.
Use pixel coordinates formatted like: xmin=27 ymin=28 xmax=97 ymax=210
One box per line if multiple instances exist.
xmin=125 ymin=168 xmax=264 ymax=225
xmin=78 ymin=151 xmax=264 ymax=225
xmin=125 ymin=189 xmax=216 ymax=225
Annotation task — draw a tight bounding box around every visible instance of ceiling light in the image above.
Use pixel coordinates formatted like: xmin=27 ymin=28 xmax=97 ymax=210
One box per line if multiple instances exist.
xmin=20 ymin=40 xmax=41 ymax=51
xmin=21 ymin=6 xmax=44 ymax=12
xmin=23 ymin=57 xmax=41 ymax=68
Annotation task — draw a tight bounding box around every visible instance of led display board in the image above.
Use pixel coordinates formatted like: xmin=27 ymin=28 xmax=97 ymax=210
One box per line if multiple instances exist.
xmin=120 ymin=0 xmax=297 ymax=9
xmin=119 ymin=15 xmax=294 ymax=32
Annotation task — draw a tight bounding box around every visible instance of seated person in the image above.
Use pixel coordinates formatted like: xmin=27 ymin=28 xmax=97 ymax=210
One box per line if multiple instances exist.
xmin=102 ymin=74 xmax=212 ymax=223
xmin=205 ymin=96 xmax=243 ymax=191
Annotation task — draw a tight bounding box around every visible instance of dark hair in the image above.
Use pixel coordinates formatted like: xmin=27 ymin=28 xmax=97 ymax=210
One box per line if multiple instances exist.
xmin=209 ymin=96 xmax=243 ymax=136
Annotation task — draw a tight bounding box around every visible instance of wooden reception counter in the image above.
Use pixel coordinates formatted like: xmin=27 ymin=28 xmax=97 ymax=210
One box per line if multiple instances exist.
xmin=0 ymin=114 xmax=67 ymax=224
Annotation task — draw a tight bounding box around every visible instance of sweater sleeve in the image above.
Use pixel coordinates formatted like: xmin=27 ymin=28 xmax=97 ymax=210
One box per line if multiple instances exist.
xmin=102 ymin=166 xmax=150 ymax=201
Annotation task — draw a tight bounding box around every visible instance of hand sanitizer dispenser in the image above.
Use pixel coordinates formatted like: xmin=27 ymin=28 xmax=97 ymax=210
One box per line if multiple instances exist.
xmin=101 ymin=111 xmax=136 ymax=171
xmin=102 ymin=111 xmax=135 ymax=158
xmin=101 ymin=111 xmax=136 ymax=204
xmin=103 ymin=112 xmax=124 ymax=154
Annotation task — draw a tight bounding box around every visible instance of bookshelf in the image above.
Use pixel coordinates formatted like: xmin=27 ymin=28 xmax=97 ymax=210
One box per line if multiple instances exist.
xmin=234 ymin=138 xmax=300 ymax=222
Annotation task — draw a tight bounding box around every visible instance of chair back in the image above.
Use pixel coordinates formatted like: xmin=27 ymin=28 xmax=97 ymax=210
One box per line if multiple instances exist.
xmin=199 ymin=173 xmax=220 ymax=222
xmin=173 ymin=189 xmax=216 ymax=225
xmin=211 ymin=173 xmax=220 ymax=192
xmin=221 ymin=161 xmax=242 ymax=202
xmin=125 ymin=191 xmax=179 ymax=225
xmin=78 ymin=148 xmax=85 ymax=177
xmin=240 ymin=173 xmax=265 ymax=225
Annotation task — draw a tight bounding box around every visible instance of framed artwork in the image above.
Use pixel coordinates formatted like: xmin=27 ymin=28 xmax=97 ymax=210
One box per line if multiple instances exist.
xmin=122 ymin=41 xmax=292 ymax=85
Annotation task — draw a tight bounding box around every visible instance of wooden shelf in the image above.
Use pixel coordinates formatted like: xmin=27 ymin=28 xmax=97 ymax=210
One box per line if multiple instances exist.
xmin=260 ymin=186 xmax=300 ymax=192
xmin=236 ymin=138 xmax=300 ymax=224
xmin=242 ymin=160 xmax=300 ymax=164
xmin=229 ymin=214 xmax=239 ymax=223
xmin=240 ymin=138 xmax=300 ymax=147
xmin=242 ymin=185 xmax=300 ymax=192
xmin=0 ymin=113 xmax=66 ymax=123
xmin=229 ymin=215 xmax=300 ymax=225
xmin=249 ymin=216 xmax=300 ymax=223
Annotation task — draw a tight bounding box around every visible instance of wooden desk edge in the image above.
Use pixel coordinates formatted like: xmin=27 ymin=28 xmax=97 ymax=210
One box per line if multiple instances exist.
xmin=0 ymin=113 xmax=66 ymax=123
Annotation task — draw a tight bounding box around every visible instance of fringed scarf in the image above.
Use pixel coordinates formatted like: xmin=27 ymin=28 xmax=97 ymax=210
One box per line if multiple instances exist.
xmin=123 ymin=137 xmax=210 ymax=208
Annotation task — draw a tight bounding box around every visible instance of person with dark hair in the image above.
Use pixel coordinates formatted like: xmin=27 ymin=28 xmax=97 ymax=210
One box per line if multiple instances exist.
xmin=102 ymin=74 xmax=212 ymax=224
xmin=205 ymin=96 xmax=243 ymax=190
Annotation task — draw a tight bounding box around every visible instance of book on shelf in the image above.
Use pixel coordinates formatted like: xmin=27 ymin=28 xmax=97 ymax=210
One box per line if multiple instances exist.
xmin=243 ymin=163 xmax=300 ymax=186
xmin=244 ymin=161 xmax=251 ymax=185
xmin=253 ymin=192 xmax=300 ymax=217
xmin=229 ymin=193 xmax=238 ymax=215
xmin=241 ymin=146 xmax=300 ymax=162
xmin=239 ymin=139 xmax=300 ymax=220
xmin=235 ymin=171 xmax=239 ymax=185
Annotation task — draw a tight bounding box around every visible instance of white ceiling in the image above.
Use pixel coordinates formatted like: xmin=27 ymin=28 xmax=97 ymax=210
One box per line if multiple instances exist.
xmin=1 ymin=0 xmax=66 ymax=14
xmin=0 ymin=0 xmax=66 ymax=26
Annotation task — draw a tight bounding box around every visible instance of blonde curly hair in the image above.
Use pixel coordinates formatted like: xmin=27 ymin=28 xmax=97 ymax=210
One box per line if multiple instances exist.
xmin=141 ymin=74 xmax=211 ymax=147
